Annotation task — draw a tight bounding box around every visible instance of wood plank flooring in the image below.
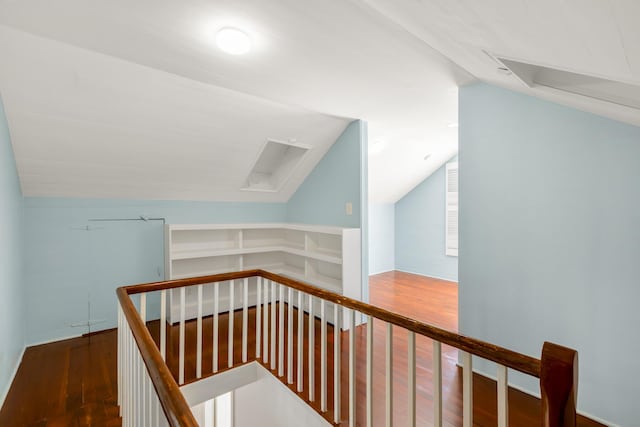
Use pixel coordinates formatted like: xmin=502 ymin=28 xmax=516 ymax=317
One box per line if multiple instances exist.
xmin=0 ymin=271 xmax=604 ymax=426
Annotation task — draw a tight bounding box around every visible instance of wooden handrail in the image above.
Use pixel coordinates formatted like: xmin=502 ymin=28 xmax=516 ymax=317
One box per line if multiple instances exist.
xmin=117 ymin=287 xmax=199 ymax=427
xmin=119 ymin=269 xmax=581 ymax=426
xmin=120 ymin=269 xmax=540 ymax=377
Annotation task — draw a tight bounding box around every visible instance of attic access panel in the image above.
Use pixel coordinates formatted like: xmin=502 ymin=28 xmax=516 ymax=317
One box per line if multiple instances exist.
xmin=497 ymin=57 xmax=640 ymax=110
xmin=242 ymin=139 xmax=310 ymax=192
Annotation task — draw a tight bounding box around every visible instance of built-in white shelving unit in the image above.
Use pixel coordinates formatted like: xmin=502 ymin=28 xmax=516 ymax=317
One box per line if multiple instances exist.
xmin=165 ymin=223 xmax=361 ymax=323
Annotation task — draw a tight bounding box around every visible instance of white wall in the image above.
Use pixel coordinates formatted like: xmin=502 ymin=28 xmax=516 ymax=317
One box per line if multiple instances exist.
xmin=368 ymin=203 xmax=395 ymax=274
xmin=233 ymin=366 xmax=331 ymax=427
xmin=459 ymin=82 xmax=640 ymax=426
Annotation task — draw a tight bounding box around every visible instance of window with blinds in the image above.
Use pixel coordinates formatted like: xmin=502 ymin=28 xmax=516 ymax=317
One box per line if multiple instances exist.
xmin=445 ymin=162 xmax=458 ymax=256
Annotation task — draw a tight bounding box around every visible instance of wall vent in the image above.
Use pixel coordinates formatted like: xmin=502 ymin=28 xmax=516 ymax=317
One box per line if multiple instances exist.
xmin=496 ymin=56 xmax=640 ymax=110
xmin=242 ymin=139 xmax=310 ymax=192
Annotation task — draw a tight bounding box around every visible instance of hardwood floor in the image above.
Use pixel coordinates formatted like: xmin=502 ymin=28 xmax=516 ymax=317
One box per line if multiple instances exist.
xmin=0 ymin=330 xmax=120 ymax=426
xmin=0 ymin=271 xmax=604 ymax=426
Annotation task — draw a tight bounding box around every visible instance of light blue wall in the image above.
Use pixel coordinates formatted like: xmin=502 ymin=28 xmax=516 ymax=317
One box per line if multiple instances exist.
xmin=368 ymin=203 xmax=394 ymax=275
xmin=286 ymin=120 xmax=364 ymax=228
xmin=459 ymin=82 xmax=640 ymax=426
xmin=23 ymin=198 xmax=287 ymax=344
xmin=22 ymin=120 xmax=370 ymax=345
xmin=287 ymin=119 xmax=368 ymax=301
xmin=0 ymin=96 xmax=25 ymax=405
xmin=395 ymin=158 xmax=458 ymax=282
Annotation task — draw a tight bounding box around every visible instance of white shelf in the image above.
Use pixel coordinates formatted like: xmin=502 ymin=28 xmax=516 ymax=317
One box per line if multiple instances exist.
xmin=171 ymin=269 xmax=232 ymax=280
xmin=171 ymin=245 xmax=342 ymax=264
xmin=165 ymin=223 xmax=361 ymax=323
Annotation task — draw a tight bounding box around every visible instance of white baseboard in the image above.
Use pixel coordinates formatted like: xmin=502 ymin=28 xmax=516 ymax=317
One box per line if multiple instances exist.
xmin=455 ymin=362 xmax=618 ymax=426
xmin=393 ymin=268 xmax=458 ymax=283
xmin=27 ymin=333 xmax=83 ymax=348
xmin=368 ymin=268 xmax=395 ymax=276
xmin=0 ymin=345 xmax=26 ymax=409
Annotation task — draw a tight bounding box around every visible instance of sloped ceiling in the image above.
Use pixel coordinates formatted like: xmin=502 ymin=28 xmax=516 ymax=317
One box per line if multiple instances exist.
xmin=0 ymin=0 xmax=473 ymax=203
xmin=363 ymin=0 xmax=640 ymax=127
xmin=0 ymin=27 xmax=350 ymax=202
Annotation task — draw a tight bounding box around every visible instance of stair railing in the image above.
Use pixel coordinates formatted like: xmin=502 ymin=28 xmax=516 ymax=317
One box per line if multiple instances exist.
xmin=117 ymin=269 xmax=577 ymax=427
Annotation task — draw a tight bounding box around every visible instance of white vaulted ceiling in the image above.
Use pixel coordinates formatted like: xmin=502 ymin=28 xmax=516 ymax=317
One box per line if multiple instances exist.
xmin=363 ymin=0 xmax=640 ymax=127
xmin=0 ymin=27 xmax=349 ymax=202
xmin=0 ymin=0 xmax=473 ymax=203
xmin=4 ymin=1 xmax=634 ymax=204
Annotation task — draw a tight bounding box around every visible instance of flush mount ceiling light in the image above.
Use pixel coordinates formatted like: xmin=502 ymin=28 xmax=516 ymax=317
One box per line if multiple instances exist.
xmin=216 ymin=27 xmax=252 ymax=55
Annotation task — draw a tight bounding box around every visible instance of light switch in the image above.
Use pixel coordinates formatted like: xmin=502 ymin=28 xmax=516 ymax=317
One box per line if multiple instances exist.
xmin=346 ymin=202 xmax=353 ymax=215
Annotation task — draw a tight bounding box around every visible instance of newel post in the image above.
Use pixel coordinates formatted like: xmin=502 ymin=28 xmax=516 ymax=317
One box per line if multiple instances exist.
xmin=540 ymin=342 xmax=578 ymax=427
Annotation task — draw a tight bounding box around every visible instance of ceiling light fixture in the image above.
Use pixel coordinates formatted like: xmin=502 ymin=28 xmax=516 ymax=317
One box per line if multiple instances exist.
xmin=216 ymin=27 xmax=252 ymax=55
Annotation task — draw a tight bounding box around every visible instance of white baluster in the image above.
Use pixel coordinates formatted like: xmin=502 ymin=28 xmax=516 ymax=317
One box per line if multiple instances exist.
xmin=349 ymin=309 xmax=356 ymax=427
xmin=333 ymin=303 xmax=341 ymax=424
xmin=140 ymin=293 xmax=146 ymax=323
xmin=148 ymin=375 xmax=152 ymax=426
xmin=308 ymin=294 xmax=315 ymax=401
xmin=297 ymin=290 xmax=304 ymax=393
xmin=497 ymin=365 xmax=509 ymax=427
xmin=263 ymin=278 xmax=269 ymax=364
xmin=462 ymin=351 xmax=473 ymax=427
xmin=137 ymin=344 xmax=142 ymax=426
xmin=433 ymin=341 xmax=443 ymax=427
xmin=242 ymin=278 xmax=249 ymax=363
xmin=197 ymin=284 xmax=203 ymax=379
xmin=321 ymin=299 xmax=327 ymax=412
xmin=228 ymin=280 xmax=235 ymax=368
xmin=117 ymin=306 xmax=122 ymax=414
xmin=271 ymin=280 xmax=276 ymax=370
xmin=160 ymin=289 xmax=166 ymax=361
xmin=408 ymin=331 xmax=416 ymax=427
xmin=213 ymin=282 xmax=219 ymax=373
xmin=366 ymin=316 xmax=373 ymax=426
xmin=287 ymin=287 xmax=293 ymax=384
xmin=179 ymin=287 xmax=186 ymax=385
xmin=256 ymin=277 xmax=262 ymax=359
xmin=386 ymin=323 xmax=393 ymax=427
xmin=278 ymin=284 xmax=285 ymax=377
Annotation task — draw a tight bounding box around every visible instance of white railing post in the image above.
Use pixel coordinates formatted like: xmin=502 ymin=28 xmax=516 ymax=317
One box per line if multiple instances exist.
xmin=366 ymin=315 xmax=373 ymax=427
xmin=270 ymin=280 xmax=276 ymax=370
xmin=179 ymin=287 xmax=186 ymax=385
xmin=287 ymin=287 xmax=294 ymax=384
xmin=160 ymin=289 xmax=166 ymax=361
xmin=228 ymin=280 xmax=235 ymax=368
xmin=256 ymin=277 xmax=262 ymax=359
xmin=308 ymin=294 xmax=315 ymax=401
xmin=408 ymin=331 xmax=416 ymax=427
xmin=213 ymin=282 xmax=219 ymax=373
xmin=386 ymin=322 xmax=393 ymax=427
xmin=349 ymin=309 xmax=356 ymax=427
xmin=497 ymin=365 xmax=509 ymax=427
xmin=462 ymin=351 xmax=473 ymax=427
xmin=278 ymin=284 xmax=285 ymax=377
xmin=263 ymin=278 xmax=269 ymax=364
xmin=321 ymin=299 xmax=328 ymax=412
xmin=333 ymin=302 xmax=341 ymax=424
xmin=433 ymin=340 xmax=443 ymax=427
xmin=242 ymin=278 xmax=249 ymax=363
xmin=297 ymin=290 xmax=304 ymax=393
xmin=197 ymin=284 xmax=203 ymax=379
